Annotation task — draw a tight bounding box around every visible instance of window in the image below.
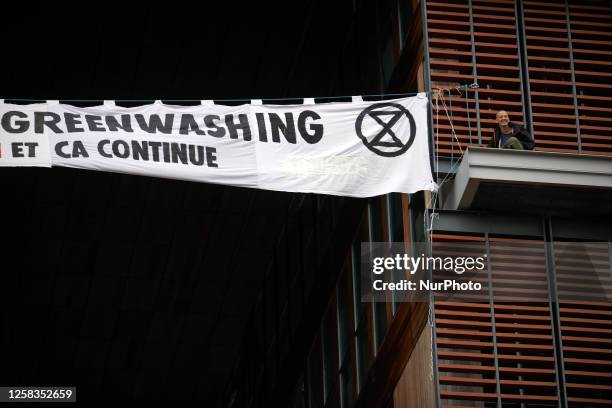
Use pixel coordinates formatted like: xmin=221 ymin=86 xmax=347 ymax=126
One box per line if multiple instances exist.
xmin=322 ymin=296 xmax=339 ymax=405
xmin=368 ymin=198 xmax=388 ymax=352
xmin=337 ymin=260 xmax=356 ymax=407
xmin=352 ymin=221 xmax=374 ymax=392
xmin=306 ymin=334 xmax=323 ymax=408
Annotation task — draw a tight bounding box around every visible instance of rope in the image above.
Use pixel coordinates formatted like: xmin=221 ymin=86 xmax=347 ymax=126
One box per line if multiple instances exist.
xmin=0 ymin=84 xmax=478 ymax=104
xmin=426 ymin=84 xmax=474 ymax=244
xmin=0 ymin=91 xmax=424 ymax=104
xmin=440 ymin=89 xmax=463 ymax=155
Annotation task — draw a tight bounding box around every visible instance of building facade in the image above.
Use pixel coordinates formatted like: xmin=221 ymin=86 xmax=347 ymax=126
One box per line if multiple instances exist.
xmin=226 ymin=1 xmax=612 ymax=407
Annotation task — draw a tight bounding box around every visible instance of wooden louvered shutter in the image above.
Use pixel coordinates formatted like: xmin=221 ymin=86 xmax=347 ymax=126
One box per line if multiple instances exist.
xmin=554 ymin=241 xmax=612 ymax=406
xmin=568 ymin=0 xmax=612 ymax=155
xmin=433 ymin=233 xmax=560 ymax=407
xmin=426 ymin=0 xmax=525 ymax=158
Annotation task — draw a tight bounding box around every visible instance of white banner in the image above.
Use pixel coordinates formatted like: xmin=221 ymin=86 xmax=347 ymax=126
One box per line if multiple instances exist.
xmin=0 ymin=95 xmax=436 ymax=197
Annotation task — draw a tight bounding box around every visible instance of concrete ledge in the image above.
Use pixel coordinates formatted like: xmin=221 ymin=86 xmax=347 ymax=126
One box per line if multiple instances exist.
xmin=441 ymin=147 xmax=612 ymax=211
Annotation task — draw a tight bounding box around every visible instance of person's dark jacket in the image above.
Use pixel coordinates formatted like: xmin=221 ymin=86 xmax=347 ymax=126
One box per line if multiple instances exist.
xmin=488 ymin=123 xmax=535 ymax=150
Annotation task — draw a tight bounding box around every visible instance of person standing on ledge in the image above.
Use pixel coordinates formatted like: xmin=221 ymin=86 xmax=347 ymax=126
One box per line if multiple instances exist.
xmin=488 ymin=110 xmax=535 ymax=150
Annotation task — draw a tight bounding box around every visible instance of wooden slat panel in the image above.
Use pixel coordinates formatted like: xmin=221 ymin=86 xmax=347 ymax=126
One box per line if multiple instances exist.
xmin=427 ymin=0 xmax=612 ymax=403
xmin=569 ymin=0 xmax=612 ymax=158
xmin=524 ymin=0 xmax=579 ymax=153
xmin=432 ymin=231 xmax=559 ymax=407
xmin=524 ymin=0 xmax=612 ymax=155
xmin=428 ymin=0 xmax=612 ymax=161
xmin=426 ymin=0 xmax=523 ymax=160
xmin=557 ymin=240 xmax=612 ymax=406
xmin=434 ymin=234 xmax=612 ymax=406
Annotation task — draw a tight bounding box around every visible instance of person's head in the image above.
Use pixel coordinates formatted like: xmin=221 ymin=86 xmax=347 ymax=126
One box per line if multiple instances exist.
xmin=496 ymin=110 xmax=510 ymax=129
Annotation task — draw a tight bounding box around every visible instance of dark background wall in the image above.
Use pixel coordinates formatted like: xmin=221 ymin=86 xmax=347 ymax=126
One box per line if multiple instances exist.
xmin=0 ymin=1 xmax=401 ymax=405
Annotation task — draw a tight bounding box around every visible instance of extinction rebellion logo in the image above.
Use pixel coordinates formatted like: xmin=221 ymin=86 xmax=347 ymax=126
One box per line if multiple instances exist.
xmin=355 ymin=102 xmax=416 ymax=157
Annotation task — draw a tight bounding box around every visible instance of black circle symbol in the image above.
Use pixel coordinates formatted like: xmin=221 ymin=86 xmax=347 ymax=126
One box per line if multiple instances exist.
xmin=355 ymin=102 xmax=416 ymax=157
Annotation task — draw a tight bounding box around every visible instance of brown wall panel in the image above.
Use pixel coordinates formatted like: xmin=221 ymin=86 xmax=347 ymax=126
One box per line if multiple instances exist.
xmin=393 ymin=324 xmax=435 ymax=408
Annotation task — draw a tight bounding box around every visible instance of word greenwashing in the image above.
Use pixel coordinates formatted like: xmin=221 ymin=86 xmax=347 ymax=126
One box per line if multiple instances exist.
xmin=0 ymin=96 xmax=436 ymax=197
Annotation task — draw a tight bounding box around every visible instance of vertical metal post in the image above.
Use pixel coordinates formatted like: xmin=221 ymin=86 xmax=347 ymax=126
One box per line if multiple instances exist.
xmin=543 ymin=217 xmax=568 ymax=408
xmin=274 ymin=246 xmax=281 ymax=390
xmin=485 ymin=234 xmax=502 ymax=407
xmin=467 ymin=0 xmax=482 ymax=144
xmin=350 ymin=244 xmax=362 ymax=394
xmin=449 ymin=90 xmax=455 ymax=164
xmin=367 ymin=201 xmax=380 ymax=354
xmin=426 ymin=209 xmax=441 ymax=408
xmin=299 ymin=198 xmax=306 ymax=334
xmin=336 ymin=283 xmax=345 ymax=408
xmin=564 ymin=0 xmax=582 ymax=153
xmin=313 ymin=195 xmax=319 ymax=280
xmin=421 ymin=3 xmax=440 ymax=403
xmin=422 ymin=0 xmax=436 ymax=179
xmin=386 ymin=194 xmax=398 ymax=315
xmin=448 ymin=93 xmax=454 ymax=164
xmin=515 ymin=0 xmax=534 ymax=136
xmin=465 ymin=84 xmax=473 ymax=144
xmin=429 ymin=305 xmax=441 ymax=408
